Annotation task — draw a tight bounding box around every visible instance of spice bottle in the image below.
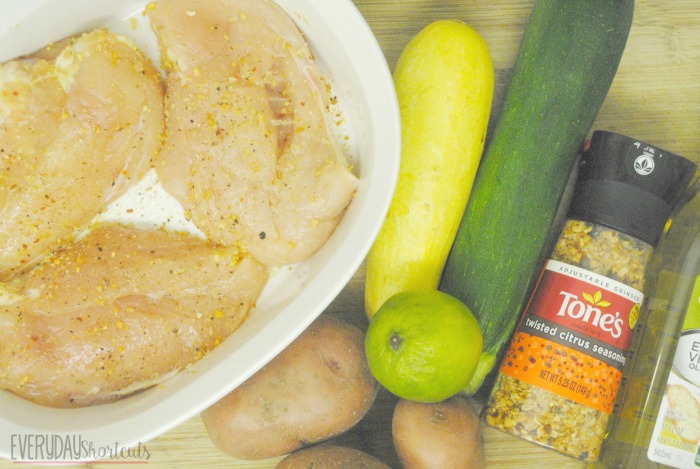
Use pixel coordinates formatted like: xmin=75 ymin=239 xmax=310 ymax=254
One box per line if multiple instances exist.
xmin=598 ymin=181 xmax=700 ymax=468
xmin=483 ymin=130 xmax=697 ymax=462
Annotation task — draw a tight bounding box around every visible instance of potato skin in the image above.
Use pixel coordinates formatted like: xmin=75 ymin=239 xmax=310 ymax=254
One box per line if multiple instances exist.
xmin=277 ymin=445 xmax=390 ymax=469
xmin=392 ymin=396 xmax=485 ymax=469
xmin=201 ymin=315 xmax=379 ymax=460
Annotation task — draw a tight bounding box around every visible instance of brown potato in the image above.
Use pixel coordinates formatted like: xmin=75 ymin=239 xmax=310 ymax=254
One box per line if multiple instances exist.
xmin=201 ymin=315 xmax=379 ymax=460
xmin=392 ymin=396 xmax=485 ymax=469
xmin=277 ymin=444 xmax=391 ymax=468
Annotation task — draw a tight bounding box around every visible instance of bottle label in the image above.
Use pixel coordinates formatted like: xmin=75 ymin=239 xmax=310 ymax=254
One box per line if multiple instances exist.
xmin=648 ymin=274 xmax=700 ymax=468
xmin=500 ymin=259 xmax=643 ymax=414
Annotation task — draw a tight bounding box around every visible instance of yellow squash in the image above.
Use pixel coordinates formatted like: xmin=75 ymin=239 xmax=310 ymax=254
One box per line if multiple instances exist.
xmin=365 ymin=20 xmax=494 ymax=319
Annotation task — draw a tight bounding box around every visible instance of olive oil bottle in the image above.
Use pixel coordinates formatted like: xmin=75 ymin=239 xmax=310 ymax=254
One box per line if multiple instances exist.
xmin=598 ymin=179 xmax=700 ymax=468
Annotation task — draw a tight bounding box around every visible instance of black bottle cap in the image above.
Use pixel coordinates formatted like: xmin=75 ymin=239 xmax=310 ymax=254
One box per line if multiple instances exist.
xmin=568 ymin=130 xmax=697 ymax=246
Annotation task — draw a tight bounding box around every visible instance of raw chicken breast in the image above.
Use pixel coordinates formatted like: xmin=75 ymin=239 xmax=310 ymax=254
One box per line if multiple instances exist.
xmin=148 ymin=0 xmax=358 ymax=266
xmin=0 ymin=29 xmax=164 ymax=280
xmin=0 ymin=224 xmax=267 ymax=408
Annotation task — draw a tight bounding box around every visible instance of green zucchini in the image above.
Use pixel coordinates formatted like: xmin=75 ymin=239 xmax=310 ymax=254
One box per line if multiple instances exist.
xmin=439 ymin=0 xmax=634 ymax=395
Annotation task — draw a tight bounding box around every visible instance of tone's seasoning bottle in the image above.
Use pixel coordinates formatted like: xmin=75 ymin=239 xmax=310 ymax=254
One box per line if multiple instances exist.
xmin=483 ymin=130 xmax=697 ymax=462
xmin=597 ymin=181 xmax=700 ymax=468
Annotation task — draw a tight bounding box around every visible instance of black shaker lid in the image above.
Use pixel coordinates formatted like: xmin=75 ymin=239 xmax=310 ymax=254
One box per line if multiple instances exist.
xmin=568 ymin=130 xmax=697 ymax=246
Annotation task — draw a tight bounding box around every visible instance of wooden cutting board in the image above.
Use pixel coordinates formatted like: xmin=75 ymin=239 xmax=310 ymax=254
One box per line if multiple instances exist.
xmin=3 ymin=1 xmax=698 ymax=468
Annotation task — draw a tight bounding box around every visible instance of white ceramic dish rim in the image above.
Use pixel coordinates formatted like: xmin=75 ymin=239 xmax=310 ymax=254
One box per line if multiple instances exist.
xmin=0 ymin=0 xmax=400 ymax=462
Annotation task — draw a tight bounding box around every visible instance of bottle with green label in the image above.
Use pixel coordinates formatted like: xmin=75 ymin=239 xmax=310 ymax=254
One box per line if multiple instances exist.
xmin=598 ymin=179 xmax=700 ymax=468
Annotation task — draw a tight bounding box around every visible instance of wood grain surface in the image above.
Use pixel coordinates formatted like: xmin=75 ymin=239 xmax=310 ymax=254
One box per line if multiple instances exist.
xmin=2 ymin=0 xmax=699 ymax=468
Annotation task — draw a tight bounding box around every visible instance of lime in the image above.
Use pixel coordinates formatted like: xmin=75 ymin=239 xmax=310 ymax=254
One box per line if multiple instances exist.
xmin=364 ymin=289 xmax=483 ymax=403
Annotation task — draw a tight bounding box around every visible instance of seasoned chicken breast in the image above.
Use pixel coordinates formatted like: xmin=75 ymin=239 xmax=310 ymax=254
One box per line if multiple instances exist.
xmin=148 ymin=0 xmax=358 ymax=266
xmin=0 ymin=224 xmax=267 ymax=408
xmin=0 ymin=29 xmax=164 ymax=280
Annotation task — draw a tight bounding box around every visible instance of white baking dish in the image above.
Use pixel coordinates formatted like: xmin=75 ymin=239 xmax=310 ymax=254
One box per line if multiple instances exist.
xmin=0 ymin=0 xmax=400 ymax=462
